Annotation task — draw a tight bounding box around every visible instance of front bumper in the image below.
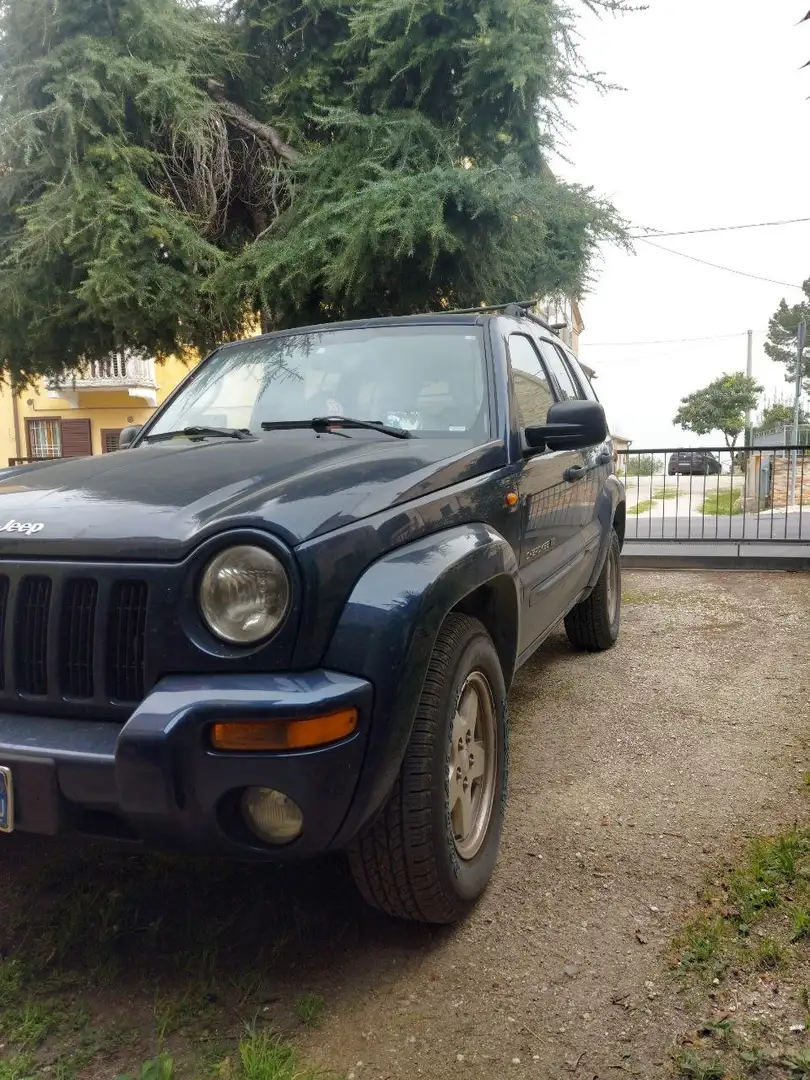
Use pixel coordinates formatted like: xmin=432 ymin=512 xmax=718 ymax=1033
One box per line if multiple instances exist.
xmin=0 ymin=671 xmax=373 ymax=858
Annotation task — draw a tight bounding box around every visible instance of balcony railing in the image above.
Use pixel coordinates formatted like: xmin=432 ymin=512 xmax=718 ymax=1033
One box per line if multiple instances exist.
xmin=50 ymin=354 xmax=157 ymax=391
xmin=47 ymin=353 xmax=158 ymax=406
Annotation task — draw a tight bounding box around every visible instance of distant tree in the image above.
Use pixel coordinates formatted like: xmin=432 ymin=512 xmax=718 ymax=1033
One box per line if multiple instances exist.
xmin=623 ymin=454 xmax=662 ymax=477
xmin=674 ymin=373 xmax=763 ymax=450
xmin=764 ymin=281 xmax=810 ymax=394
xmin=756 ymin=399 xmax=810 ymax=433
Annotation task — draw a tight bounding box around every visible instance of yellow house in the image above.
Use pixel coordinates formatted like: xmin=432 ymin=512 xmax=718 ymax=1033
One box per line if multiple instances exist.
xmin=0 ymin=352 xmax=200 ymax=467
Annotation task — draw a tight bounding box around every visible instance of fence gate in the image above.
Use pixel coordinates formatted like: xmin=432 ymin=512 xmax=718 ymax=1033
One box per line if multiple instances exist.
xmin=617 ymin=446 xmax=810 ymax=570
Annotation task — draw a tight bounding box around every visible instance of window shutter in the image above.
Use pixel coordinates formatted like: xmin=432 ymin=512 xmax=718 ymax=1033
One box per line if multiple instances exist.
xmin=60 ymin=418 xmax=93 ymax=458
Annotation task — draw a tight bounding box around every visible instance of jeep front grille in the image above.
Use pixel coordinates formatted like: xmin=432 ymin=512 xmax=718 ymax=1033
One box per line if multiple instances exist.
xmin=15 ymin=576 xmax=52 ymax=695
xmin=108 ymin=580 xmax=148 ymax=703
xmin=61 ymin=577 xmax=98 ymax=699
xmin=0 ymin=571 xmax=148 ymax=708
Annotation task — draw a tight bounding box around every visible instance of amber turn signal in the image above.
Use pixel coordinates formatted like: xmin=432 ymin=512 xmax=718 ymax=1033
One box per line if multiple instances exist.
xmin=211 ymin=709 xmax=358 ymax=752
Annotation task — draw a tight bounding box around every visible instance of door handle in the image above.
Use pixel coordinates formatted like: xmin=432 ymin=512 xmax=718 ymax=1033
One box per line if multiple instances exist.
xmin=563 ymin=465 xmax=587 ymax=483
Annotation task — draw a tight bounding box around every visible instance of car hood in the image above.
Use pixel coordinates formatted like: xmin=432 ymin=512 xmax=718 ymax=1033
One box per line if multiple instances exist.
xmin=0 ymin=433 xmax=503 ymax=560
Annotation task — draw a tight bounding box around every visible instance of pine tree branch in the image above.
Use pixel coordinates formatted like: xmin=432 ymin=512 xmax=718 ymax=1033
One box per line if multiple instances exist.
xmin=204 ymin=80 xmax=300 ymax=163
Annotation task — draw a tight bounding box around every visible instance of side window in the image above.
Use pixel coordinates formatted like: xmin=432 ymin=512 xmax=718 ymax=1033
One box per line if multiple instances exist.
xmin=536 ymin=341 xmax=582 ymax=400
xmin=565 ymin=352 xmax=600 ymax=402
xmin=508 ymin=334 xmax=555 ymax=427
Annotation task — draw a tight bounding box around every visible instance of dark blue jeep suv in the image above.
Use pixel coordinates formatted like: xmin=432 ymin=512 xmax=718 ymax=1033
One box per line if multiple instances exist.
xmin=0 ymin=304 xmax=625 ymax=923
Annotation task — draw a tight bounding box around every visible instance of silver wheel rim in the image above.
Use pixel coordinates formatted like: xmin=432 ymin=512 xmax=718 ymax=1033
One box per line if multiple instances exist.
xmin=448 ymin=671 xmax=497 ymax=861
xmin=606 ymin=545 xmax=620 ymax=624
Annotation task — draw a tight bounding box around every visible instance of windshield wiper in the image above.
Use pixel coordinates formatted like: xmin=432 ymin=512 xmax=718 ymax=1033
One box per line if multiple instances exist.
xmin=261 ymin=417 xmax=412 ymax=440
xmin=144 ymin=425 xmax=254 ymax=444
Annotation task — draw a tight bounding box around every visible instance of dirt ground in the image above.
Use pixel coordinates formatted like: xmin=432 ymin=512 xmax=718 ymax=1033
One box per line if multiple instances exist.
xmin=2 ymin=570 xmax=810 ymax=1080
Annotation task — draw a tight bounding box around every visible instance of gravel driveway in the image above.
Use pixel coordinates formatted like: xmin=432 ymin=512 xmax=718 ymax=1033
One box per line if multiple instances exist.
xmin=2 ymin=571 xmax=809 ymax=1080
xmin=292 ymin=571 xmax=810 ymax=1078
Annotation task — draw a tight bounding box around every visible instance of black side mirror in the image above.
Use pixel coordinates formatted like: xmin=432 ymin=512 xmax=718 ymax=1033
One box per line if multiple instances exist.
xmin=524 ymin=400 xmax=608 ymax=453
xmin=118 ymin=425 xmax=142 ymax=450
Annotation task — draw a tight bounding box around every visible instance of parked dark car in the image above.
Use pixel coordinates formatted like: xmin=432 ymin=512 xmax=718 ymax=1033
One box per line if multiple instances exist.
xmin=0 ymin=304 xmax=625 ymax=924
xmin=668 ymin=450 xmax=722 ymax=476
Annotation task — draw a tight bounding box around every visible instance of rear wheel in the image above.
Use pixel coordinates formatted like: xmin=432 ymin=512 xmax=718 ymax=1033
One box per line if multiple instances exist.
xmin=348 ymin=613 xmax=508 ymax=924
xmin=564 ymin=529 xmax=621 ymax=652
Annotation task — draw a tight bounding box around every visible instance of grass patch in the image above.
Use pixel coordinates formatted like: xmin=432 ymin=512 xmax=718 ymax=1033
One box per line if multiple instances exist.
xmin=671 ymin=828 xmax=810 ymax=1079
xmin=629 ymin=499 xmax=655 ymax=516
xmin=674 ymin=829 xmax=810 ymax=980
xmin=699 ymin=488 xmax=744 ymax=516
xmin=628 ymin=488 xmax=682 ymax=515
xmin=293 ymin=994 xmax=325 ymax=1028
xmin=117 ymin=1054 xmax=175 ymax=1080
xmin=786 ymin=1050 xmax=810 ymax=1078
xmin=214 ymin=1031 xmax=322 ymax=1080
xmin=0 ymin=1057 xmax=35 ymax=1080
xmin=673 ymin=1050 xmax=726 ymax=1079
xmin=0 ymin=843 xmax=346 ymax=1080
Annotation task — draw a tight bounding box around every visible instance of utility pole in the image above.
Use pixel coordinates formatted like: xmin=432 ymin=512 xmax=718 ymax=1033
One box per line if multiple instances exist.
xmin=790 ymin=319 xmax=806 ymax=508
xmin=744 ymin=329 xmax=754 ymax=447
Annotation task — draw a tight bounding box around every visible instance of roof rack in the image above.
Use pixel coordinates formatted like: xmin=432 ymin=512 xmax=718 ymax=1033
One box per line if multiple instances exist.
xmin=440 ymin=298 xmax=560 ymax=336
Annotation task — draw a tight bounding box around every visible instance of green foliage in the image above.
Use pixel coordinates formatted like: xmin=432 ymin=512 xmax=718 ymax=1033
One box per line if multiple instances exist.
xmin=292 ymin=992 xmax=325 ymax=1026
xmin=0 ymin=0 xmax=629 ymax=382
xmin=623 ymin=454 xmax=662 ymax=476
xmin=236 ymin=1030 xmax=317 ymax=1080
xmin=765 ymin=283 xmax=810 ymax=394
xmin=673 ymin=1050 xmax=725 ymax=1080
xmin=756 ymin=398 xmax=810 ymax=434
xmin=674 ymin=373 xmax=763 ymax=449
xmin=115 ymin=1054 xmax=174 ymax=1080
xmin=0 ymin=0 xmax=238 ymax=384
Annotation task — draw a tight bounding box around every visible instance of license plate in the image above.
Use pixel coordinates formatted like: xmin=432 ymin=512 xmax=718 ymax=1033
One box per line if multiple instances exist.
xmin=0 ymin=766 xmax=13 ymax=833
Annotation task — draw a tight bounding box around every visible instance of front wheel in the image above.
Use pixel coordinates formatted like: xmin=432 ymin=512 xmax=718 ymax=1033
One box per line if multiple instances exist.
xmin=348 ymin=613 xmax=508 ymax=924
xmin=564 ymin=529 xmax=621 ymax=652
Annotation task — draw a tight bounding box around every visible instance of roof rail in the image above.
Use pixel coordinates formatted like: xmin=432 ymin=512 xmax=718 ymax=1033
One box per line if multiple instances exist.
xmin=439 ymin=298 xmax=559 ymax=336
xmin=502 ymin=302 xmax=556 ymax=335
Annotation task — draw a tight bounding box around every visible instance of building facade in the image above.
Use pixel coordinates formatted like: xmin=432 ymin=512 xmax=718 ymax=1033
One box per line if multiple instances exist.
xmin=0 ymin=352 xmax=200 ymax=467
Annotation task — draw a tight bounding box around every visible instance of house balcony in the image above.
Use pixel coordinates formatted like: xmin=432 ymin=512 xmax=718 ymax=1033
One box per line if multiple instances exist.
xmin=47 ymin=354 xmax=159 ymax=408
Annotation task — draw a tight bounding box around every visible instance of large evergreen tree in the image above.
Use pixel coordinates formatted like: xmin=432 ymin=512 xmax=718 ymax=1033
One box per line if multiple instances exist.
xmin=765 ymin=281 xmax=810 ymax=394
xmin=0 ymin=0 xmax=629 ymax=384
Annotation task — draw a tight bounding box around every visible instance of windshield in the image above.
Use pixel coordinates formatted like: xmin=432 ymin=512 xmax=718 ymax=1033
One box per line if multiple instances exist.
xmin=147 ymin=325 xmax=489 ymax=440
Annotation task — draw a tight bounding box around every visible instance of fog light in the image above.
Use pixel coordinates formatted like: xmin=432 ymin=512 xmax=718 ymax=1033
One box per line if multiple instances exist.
xmin=241 ymin=787 xmax=303 ymax=844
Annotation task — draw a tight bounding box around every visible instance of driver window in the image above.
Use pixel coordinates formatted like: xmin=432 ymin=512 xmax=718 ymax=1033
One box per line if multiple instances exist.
xmin=508 ymin=334 xmax=554 ymax=428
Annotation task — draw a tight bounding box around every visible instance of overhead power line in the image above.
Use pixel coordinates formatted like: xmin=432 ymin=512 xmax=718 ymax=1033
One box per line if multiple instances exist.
xmin=584 ymin=331 xmax=761 ymax=347
xmin=638 ymin=237 xmax=805 ymax=290
xmin=630 ymin=216 xmax=810 ymax=239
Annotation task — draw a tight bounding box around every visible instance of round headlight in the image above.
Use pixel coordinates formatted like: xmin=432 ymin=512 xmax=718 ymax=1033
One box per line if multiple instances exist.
xmin=199 ymin=545 xmax=290 ymax=645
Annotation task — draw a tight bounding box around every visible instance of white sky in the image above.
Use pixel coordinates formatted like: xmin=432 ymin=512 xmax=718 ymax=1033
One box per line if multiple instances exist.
xmin=557 ymin=0 xmax=810 ymax=449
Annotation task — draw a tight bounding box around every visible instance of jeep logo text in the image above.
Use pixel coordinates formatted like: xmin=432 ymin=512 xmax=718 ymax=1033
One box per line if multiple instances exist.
xmin=0 ymin=520 xmax=44 ymax=535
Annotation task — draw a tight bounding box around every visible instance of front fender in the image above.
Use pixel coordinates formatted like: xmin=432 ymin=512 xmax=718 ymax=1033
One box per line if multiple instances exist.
xmin=324 ymin=522 xmax=519 ymax=845
xmin=585 ymin=474 xmax=625 ymax=591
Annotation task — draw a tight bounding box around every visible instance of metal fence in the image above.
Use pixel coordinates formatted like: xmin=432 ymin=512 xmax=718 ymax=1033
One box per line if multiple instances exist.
xmin=616 ymin=446 xmax=810 ymax=545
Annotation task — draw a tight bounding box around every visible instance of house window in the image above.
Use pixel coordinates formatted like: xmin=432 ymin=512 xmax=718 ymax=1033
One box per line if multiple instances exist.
xmin=27 ymin=419 xmax=62 ymax=459
xmin=102 ymin=429 xmax=122 ymax=453
xmin=25 ymin=417 xmax=92 ymax=460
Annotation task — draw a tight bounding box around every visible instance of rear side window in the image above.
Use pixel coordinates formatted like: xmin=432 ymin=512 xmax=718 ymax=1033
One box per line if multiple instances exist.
xmin=565 ymin=353 xmax=600 ymax=402
xmin=536 ymin=341 xmax=582 ymax=400
xmin=508 ymin=334 xmax=555 ymax=428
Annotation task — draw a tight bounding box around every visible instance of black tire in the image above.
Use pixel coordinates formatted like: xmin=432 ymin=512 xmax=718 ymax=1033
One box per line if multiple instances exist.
xmin=348 ymin=613 xmax=508 ymax=924
xmin=564 ymin=529 xmax=621 ymax=652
